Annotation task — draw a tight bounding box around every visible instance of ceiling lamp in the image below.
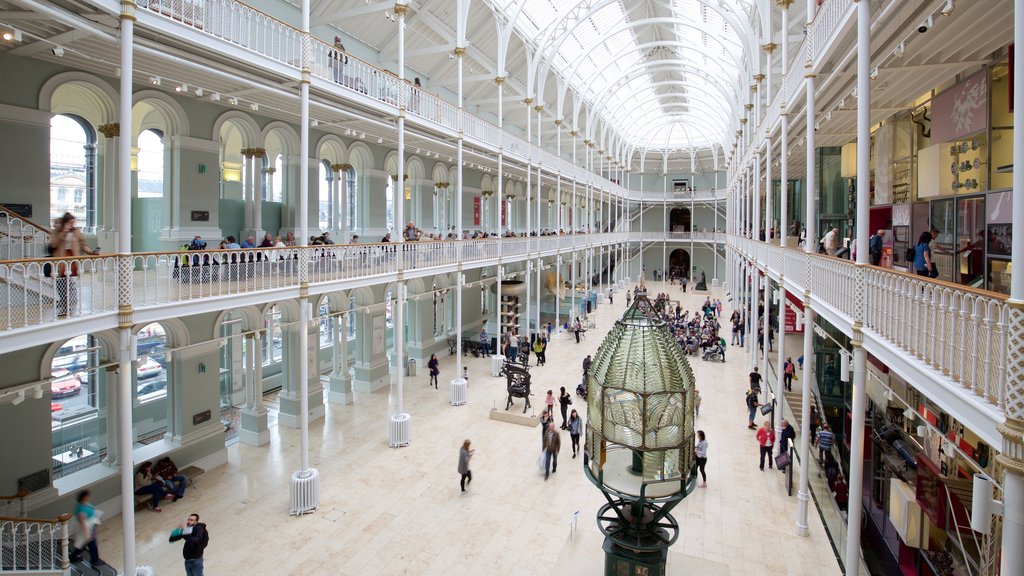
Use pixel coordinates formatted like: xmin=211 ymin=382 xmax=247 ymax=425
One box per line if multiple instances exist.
xmin=151 ymin=76 xmax=161 ymax=86
xmin=2 ymin=29 xmax=22 ymax=42
xmin=941 ymin=0 xmax=954 ymax=16
xmin=210 ymin=92 xmax=221 ymax=101
xmin=176 ymin=82 xmax=187 ymax=93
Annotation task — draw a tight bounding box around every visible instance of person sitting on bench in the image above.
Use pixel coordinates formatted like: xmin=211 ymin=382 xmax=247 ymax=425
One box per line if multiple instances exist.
xmin=154 ymin=456 xmax=188 ymax=502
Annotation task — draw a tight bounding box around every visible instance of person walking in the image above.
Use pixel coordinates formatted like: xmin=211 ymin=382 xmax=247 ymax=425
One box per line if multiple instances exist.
xmin=756 ymin=420 xmax=776 ymax=471
xmin=457 ymin=439 xmax=474 ymax=492
xmin=694 ymin=389 xmax=702 ymax=417
xmin=913 ymin=231 xmax=936 ymax=278
xmin=695 ymin=430 xmax=708 ymax=487
xmin=568 ymin=409 xmax=582 ymax=458
xmin=783 ymin=357 xmax=795 ymax=391
xmin=543 ymin=423 xmax=561 ymax=480
xmin=69 ymin=490 xmax=105 ymax=567
xmin=545 ymin=389 xmax=556 ymax=417
xmin=817 ymin=423 xmax=836 ymax=464
xmin=427 ymin=353 xmax=440 ymax=389
xmin=558 ymin=386 xmax=572 ymax=429
xmin=608 ymin=289 xmax=613 ymax=304
xmin=681 ymin=276 xmax=688 ymax=293
xmin=169 ymin=513 xmax=209 ymax=576
xmin=573 ymin=319 xmax=581 ymax=343
xmin=809 ymin=405 xmax=821 ymax=446
xmin=748 ymin=367 xmax=763 ymax=394
xmin=539 ymin=411 xmax=552 ymax=449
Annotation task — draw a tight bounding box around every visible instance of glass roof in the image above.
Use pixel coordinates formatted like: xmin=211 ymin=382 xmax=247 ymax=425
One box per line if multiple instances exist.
xmin=489 ymin=0 xmax=750 ymax=152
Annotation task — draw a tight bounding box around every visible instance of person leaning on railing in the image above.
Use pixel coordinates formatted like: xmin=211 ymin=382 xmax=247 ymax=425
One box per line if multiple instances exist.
xmin=48 ymin=213 xmax=98 ymax=317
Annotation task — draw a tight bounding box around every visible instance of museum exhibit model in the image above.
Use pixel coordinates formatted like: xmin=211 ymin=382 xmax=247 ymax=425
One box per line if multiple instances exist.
xmin=584 ymin=294 xmax=697 ymax=575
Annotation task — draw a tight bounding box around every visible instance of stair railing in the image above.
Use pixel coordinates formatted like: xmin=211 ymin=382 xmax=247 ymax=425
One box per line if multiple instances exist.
xmin=0 ymin=513 xmax=71 ymax=574
xmin=0 ymin=491 xmax=28 ymax=519
xmin=0 ymin=207 xmax=50 ymax=262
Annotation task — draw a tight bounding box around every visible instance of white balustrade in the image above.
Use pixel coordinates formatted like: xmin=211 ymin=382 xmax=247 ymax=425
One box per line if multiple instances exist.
xmin=0 ymin=515 xmax=70 ymax=574
xmin=0 ymin=212 xmax=49 ymax=261
xmin=0 ymin=256 xmax=118 ymax=330
xmin=731 ymin=234 xmax=1011 ymax=421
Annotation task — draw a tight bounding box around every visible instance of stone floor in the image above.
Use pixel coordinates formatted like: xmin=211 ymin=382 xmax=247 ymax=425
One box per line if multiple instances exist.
xmin=93 ymin=281 xmax=842 ymax=576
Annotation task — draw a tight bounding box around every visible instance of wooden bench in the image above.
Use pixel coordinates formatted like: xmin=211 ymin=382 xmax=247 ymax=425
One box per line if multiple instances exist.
xmin=178 ymin=465 xmax=205 ymax=489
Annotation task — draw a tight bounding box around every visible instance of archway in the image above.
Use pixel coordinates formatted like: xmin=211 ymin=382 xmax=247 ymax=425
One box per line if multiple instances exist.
xmin=668 ymin=249 xmax=691 ymax=281
xmin=669 ymin=207 xmax=691 ymax=232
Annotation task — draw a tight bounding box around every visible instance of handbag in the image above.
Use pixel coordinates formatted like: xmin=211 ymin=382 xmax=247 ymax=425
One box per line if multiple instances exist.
xmin=775 ymin=452 xmax=791 ymax=469
xmin=760 ymin=403 xmax=773 ymax=416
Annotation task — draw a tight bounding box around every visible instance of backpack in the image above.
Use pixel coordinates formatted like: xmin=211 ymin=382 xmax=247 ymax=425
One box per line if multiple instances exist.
xmin=904 ymin=246 xmax=916 ymax=263
xmin=200 ymin=525 xmax=209 ymax=550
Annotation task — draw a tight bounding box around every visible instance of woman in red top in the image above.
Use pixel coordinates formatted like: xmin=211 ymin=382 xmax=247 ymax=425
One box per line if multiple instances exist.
xmin=756 ymin=421 xmax=776 ymax=471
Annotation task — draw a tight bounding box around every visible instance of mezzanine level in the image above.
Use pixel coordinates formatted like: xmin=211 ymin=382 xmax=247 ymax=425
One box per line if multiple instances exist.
xmin=728 ymin=235 xmax=1008 ymax=451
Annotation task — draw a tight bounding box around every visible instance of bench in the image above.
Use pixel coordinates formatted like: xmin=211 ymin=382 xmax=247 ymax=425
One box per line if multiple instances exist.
xmin=178 ymin=465 xmax=205 ymax=489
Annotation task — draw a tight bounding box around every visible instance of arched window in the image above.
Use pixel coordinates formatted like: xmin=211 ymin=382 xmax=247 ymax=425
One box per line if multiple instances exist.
xmin=318 ymin=161 xmax=332 ymax=231
xmin=50 ymin=334 xmax=103 ymax=478
xmin=49 ymin=114 xmax=96 ymax=229
xmin=347 ymin=296 xmax=356 ymax=339
xmin=346 ymin=166 xmax=357 ymax=232
xmin=271 ymin=154 xmax=283 ymax=203
xmin=264 ymin=305 xmax=283 ymax=365
xmin=385 ymin=175 xmax=395 ymax=232
xmin=319 ymin=300 xmax=333 ymax=349
xmin=136 ymin=129 xmax=164 ymax=198
xmin=135 ymin=322 xmax=169 ymax=446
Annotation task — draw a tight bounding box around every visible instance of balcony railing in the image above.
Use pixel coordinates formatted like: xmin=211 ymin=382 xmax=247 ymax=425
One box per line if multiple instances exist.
xmin=0 ymin=513 xmax=70 ymax=574
xmin=0 ymin=234 xmax=633 ymax=334
xmin=0 ymin=208 xmax=50 ymax=261
xmin=729 ymin=235 xmax=1009 ymax=418
xmin=136 ymin=0 xmax=640 ymax=198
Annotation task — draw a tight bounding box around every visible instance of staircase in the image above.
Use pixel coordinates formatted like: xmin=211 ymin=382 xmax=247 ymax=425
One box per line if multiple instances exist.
xmin=0 ymin=207 xmax=50 ymax=261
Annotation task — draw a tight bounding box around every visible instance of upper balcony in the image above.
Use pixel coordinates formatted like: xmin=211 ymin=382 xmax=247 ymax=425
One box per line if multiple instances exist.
xmin=728 ymin=235 xmax=1009 ymax=452
xmin=0 ymin=231 xmax=635 ymax=351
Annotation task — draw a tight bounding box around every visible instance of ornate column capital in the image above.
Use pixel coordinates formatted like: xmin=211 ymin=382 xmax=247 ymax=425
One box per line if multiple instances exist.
xmin=494 ymin=76 xmax=505 ymax=85
xmin=98 ymin=123 xmax=120 ymax=138
xmin=553 ymin=119 xmax=562 ymax=127
xmin=523 ymin=97 xmax=534 ymax=105
xmin=330 ymin=163 xmax=345 ymax=172
xmin=393 ymin=4 xmax=409 ymax=17
xmin=762 ymin=43 xmax=778 ymax=54
xmin=534 ymin=105 xmax=544 ymax=113
xmin=453 ymin=47 xmax=466 ymax=57
xmin=754 ymin=73 xmax=766 ymax=83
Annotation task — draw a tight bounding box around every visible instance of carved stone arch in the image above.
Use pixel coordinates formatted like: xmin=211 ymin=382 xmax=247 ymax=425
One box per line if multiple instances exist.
xmin=432 ymin=162 xmax=449 ymax=184
xmin=212 ymin=306 xmax=263 ymax=340
xmin=261 ymin=300 xmax=301 ymax=323
xmin=316 ymin=134 xmax=348 ymax=164
xmin=318 ymin=290 xmax=350 ymax=314
xmin=212 ymin=110 xmax=261 ymax=147
xmin=132 ymin=317 xmax=190 ymax=349
xmin=262 ymin=121 xmax=299 ymax=157
xmin=406 ymin=155 xmax=425 ymax=181
xmin=39 ymin=71 xmax=119 ymax=127
xmin=480 ymin=174 xmax=494 ymax=191
xmin=131 ymin=90 xmax=190 ymax=143
xmin=383 ymin=152 xmax=399 ymax=176
xmin=39 ymin=329 xmax=120 ymax=378
xmin=347 ymin=142 xmax=374 ymax=171
xmin=406 ymin=277 xmax=428 ymax=296
xmin=350 ymin=286 xmax=376 ymax=307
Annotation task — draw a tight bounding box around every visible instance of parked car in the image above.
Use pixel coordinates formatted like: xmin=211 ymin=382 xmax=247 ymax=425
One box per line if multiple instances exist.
xmin=53 ymin=352 xmax=88 ymax=372
xmin=51 ymin=402 xmax=63 ymax=413
xmin=137 ymin=380 xmax=167 ymax=396
xmin=136 ymin=357 xmax=163 ymax=380
xmin=50 ymin=369 xmax=82 ymax=399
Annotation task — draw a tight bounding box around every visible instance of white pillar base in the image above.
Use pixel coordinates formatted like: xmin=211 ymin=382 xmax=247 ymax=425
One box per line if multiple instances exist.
xmin=289 ymin=468 xmax=320 ymax=516
xmin=796 ymin=488 xmax=810 ymax=536
xmin=450 ymin=378 xmax=468 ymax=406
xmin=327 ymin=373 xmax=354 ymax=406
xmin=389 ymin=413 xmax=411 ymax=447
xmin=239 ymin=407 xmax=269 ymax=447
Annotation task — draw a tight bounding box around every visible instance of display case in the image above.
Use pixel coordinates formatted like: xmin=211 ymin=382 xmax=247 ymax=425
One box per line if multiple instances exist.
xmin=500 ymin=295 xmax=520 ymax=334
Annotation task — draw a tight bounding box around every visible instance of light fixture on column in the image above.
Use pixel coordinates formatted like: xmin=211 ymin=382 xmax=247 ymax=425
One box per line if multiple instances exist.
xmin=970 ymin=474 xmax=1002 ymax=534
xmin=210 ymin=92 xmax=221 ymax=101
xmin=194 ymin=87 xmax=204 ymax=97
xmin=940 ymin=0 xmax=954 ymax=16
xmin=176 ymin=82 xmax=188 ymax=93
xmin=10 ymin=391 xmax=24 ymax=406
xmin=870 ymin=67 xmax=879 ymax=80
xmin=150 ymin=76 xmax=162 ymax=86
xmin=250 ymin=103 xmax=259 ymax=111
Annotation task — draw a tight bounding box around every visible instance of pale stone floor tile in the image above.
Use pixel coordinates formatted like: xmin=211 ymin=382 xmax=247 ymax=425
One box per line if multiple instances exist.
xmin=86 ymin=281 xmax=840 ymax=575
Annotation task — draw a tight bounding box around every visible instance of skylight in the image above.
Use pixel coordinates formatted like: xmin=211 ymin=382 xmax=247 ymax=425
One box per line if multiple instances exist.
xmin=487 ymin=0 xmax=749 ymax=153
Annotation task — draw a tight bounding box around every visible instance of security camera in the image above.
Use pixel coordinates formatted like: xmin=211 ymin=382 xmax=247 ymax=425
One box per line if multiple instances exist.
xmin=918 ymin=16 xmax=933 ymax=33
xmin=51 ymin=46 xmax=65 ymax=57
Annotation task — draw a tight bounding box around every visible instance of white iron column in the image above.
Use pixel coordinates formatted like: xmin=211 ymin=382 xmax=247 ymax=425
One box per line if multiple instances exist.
xmin=999 ymin=3 xmax=1024 ymax=576
xmin=845 ymin=1 xmax=871 ymax=571
xmin=391 ymin=1 xmax=410 ymax=446
xmin=455 ymin=37 xmax=465 ymax=380
xmin=117 ymin=3 xmax=137 ymax=574
xmin=495 ymin=76 xmax=504 ymax=336
xmin=796 ymin=296 xmax=815 ymax=536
